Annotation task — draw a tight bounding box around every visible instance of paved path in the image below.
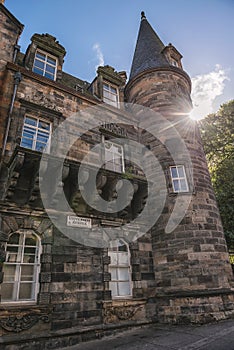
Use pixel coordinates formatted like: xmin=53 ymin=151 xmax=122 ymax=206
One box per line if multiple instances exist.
xmin=60 ymin=319 xmax=234 ymax=350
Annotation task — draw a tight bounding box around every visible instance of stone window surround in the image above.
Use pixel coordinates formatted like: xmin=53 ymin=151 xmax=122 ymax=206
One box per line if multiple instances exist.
xmin=102 ymin=135 xmax=125 ymax=174
xmin=108 ymin=239 xmax=132 ymax=299
xmin=1 ymin=229 xmax=41 ymax=304
xmin=20 ymin=115 xmax=52 ymax=153
xmin=13 ymin=99 xmax=62 ymax=153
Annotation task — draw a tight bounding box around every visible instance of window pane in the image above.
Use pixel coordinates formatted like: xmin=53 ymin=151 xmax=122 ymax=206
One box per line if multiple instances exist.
xmin=25 ymin=235 xmax=37 ymax=246
xmin=21 ymin=138 xmax=33 ymax=149
xmin=118 ymin=252 xmax=129 ymax=265
xmin=171 ymin=167 xmax=178 ymax=178
xmin=109 ymin=282 xmax=118 ymax=297
xmin=25 ymin=117 xmax=37 ymax=127
xmin=173 ymin=179 xmax=179 ymax=192
xmin=36 ymin=52 xmax=45 ymax=60
xmin=24 ymin=247 xmax=36 ymax=254
xmin=22 ymin=128 xmax=35 ymax=139
xmin=109 ymin=267 xmax=118 ymax=280
xmin=109 ymin=252 xmax=117 ymax=265
xmin=47 ymin=56 xmax=56 ymax=65
xmin=46 ymin=64 xmax=55 ymax=74
xmin=33 ymin=67 xmax=44 ymax=76
xmin=44 ymin=72 xmax=54 ymax=80
xmin=21 ymin=265 xmax=34 ymax=281
xmin=1 ymin=283 xmax=14 ymax=300
xmin=118 ymin=281 xmax=131 ymax=296
xmin=6 ymin=253 xmax=20 ymax=263
xmin=19 ymin=283 xmax=33 ymax=299
xmin=110 ymin=86 xmax=117 ymax=93
xmin=3 ymin=265 xmax=16 ymax=281
xmin=8 ymin=233 xmax=20 ymax=244
xmin=103 ymin=90 xmax=111 ymax=99
xmin=34 ymin=59 xmax=44 ymax=70
xmin=35 ymin=142 xmax=46 ymax=152
xmin=118 ymin=267 xmax=130 ymax=281
xmin=23 ymin=255 xmax=36 ymax=263
xmin=38 ymin=121 xmax=50 ymax=131
xmin=7 ymin=245 xmax=18 ymax=253
xmin=37 ymin=132 xmax=49 ymax=143
xmin=180 ymin=179 xmax=188 ymax=191
xmin=178 ymin=166 xmax=185 ymax=178
xmin=118 ymin=241 xmax=127 ymax=252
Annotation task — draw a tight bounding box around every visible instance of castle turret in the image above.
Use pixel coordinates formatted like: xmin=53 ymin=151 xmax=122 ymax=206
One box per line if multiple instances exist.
xmin=125 ymin=12 xmax=234 ymax=324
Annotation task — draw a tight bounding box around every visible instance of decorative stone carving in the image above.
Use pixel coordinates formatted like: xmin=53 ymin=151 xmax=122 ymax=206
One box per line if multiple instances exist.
xmin=0 ymin=313 xmax=50 ymax=332
xmin=103 ymin=304 xmax=142 ymax=324
xmin=23 ymin=93 xmax=64 ymax=113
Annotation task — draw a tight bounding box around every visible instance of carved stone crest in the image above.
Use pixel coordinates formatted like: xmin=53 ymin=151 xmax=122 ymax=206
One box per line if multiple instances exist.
xmin=0 ymin=313 xmax=50 ymax=332
xmin=103 ymin=304 xmax=142 ymax=324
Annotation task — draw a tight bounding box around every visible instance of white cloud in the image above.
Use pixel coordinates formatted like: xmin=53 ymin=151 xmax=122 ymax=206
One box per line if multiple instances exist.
xmin=93 ymin=43 xmax=104 ymax=71
xmin=190 ymin=65 xmax=229 ymax=120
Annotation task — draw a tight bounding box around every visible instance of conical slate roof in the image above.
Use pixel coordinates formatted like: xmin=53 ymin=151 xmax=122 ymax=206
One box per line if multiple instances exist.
xmin=129 ymin=12 xmax=170 ymax=80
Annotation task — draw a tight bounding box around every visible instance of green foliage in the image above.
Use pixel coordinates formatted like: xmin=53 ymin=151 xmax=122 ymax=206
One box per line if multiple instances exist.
xmin=199 ymin=100 xmax=234 ymax=249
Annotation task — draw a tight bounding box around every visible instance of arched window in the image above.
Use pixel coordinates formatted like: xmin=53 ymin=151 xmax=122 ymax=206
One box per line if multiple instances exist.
xmin=1 ymin=231 xmax=41 ymax=303
xmin=108 ymin=239 xmax=132 ymax=298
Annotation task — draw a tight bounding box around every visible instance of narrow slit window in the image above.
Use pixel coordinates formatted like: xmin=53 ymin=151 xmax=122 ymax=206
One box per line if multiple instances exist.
xmin=170 ymin=165 xmax=189 ymax=192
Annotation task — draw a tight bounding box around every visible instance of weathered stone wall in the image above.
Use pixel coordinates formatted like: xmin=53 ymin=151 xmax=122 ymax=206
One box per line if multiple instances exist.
xmin=0 ymin=5 xmax=23 ymax=72
xmin=0 ymin=5 xmax=23 ymax=149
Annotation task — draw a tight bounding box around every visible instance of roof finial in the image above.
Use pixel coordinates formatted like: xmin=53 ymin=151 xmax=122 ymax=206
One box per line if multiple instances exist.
xmin=141 ymin=11 xmax=146 ymax=20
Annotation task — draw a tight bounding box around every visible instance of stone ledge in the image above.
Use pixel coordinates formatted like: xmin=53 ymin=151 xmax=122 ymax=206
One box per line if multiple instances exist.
xmin=0 ymin=319 xmax=152 ymax=349
xmin=156 ymin=288 xmax=234 ymax=299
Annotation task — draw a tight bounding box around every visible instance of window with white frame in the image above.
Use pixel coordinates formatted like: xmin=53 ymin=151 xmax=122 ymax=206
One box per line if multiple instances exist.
xmin=108 ymin=239 xmax=132 ymax=298
xmin=1 ymin=231 xmax=41 ymax=303
xmin=170 ymin=165 xmax=189 ymax=192
xmin=33 ymin=50 xmax=57 ymax=80
xmin=103 ymin=82 xmax=119 ymax=107
xmin=21 ymin=116 xmax=51 ymax=152
xmin=104 ymin=140 xmax=124 ymax=173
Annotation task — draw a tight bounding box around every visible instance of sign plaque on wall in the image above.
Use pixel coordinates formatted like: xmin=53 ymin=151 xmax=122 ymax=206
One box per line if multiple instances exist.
xmin=67 ymin=216 xmax=92 ymax=228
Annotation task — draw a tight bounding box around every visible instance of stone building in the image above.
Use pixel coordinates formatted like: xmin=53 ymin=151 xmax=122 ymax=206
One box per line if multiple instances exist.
xmin=0 ymin=2 xmax=233 ymax=349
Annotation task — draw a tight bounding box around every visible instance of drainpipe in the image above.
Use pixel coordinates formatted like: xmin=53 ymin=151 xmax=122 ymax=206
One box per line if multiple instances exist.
xmin=1 ymin=71 xmax=22 ymax=161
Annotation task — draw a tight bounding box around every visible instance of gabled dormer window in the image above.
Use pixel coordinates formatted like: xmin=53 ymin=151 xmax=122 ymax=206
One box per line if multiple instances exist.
xmin=103 ymin=82 xmax=119 ymax=107
xmin=33 ymin=50 xmax=57 ymax=81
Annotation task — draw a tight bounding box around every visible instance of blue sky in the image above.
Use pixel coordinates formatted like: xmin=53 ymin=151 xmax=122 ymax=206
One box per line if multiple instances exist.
xmin=5 ymin=0 xmax=234 ymax=119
